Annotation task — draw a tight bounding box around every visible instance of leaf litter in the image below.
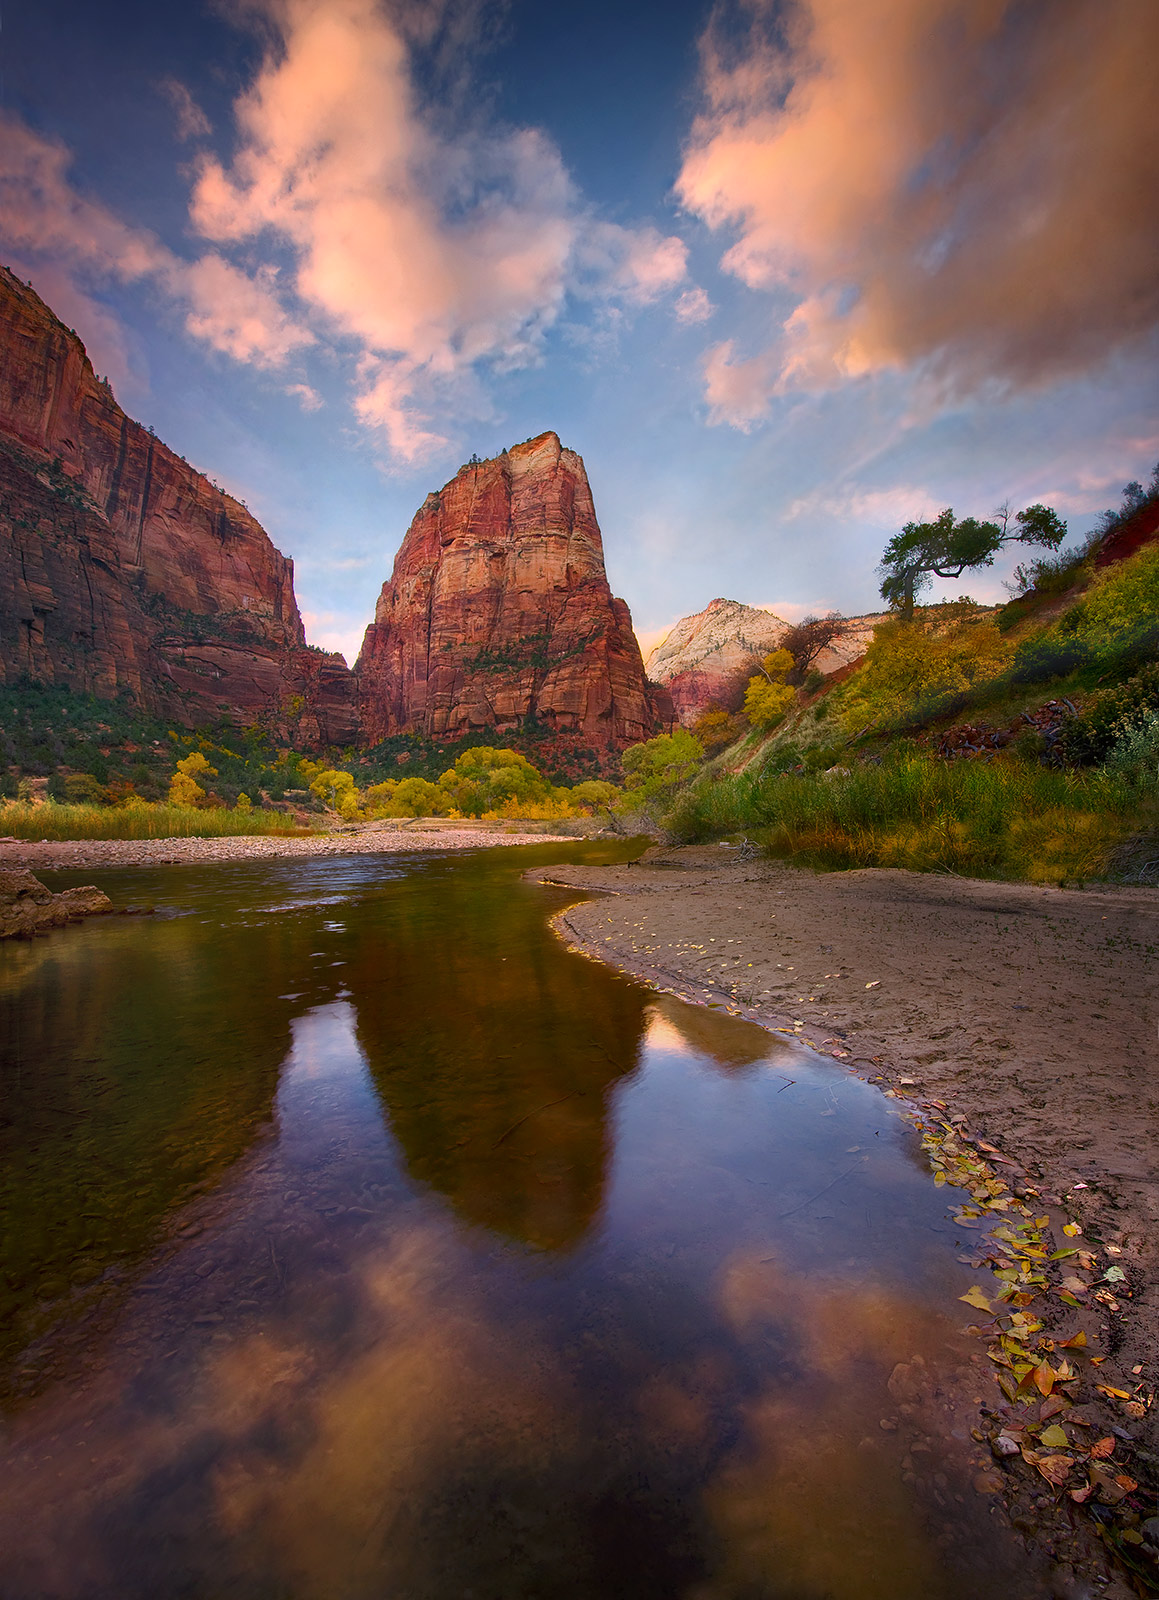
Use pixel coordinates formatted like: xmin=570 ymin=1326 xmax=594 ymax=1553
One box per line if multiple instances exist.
xmin=888 ymin=1093 xmax=1158 ymax=1591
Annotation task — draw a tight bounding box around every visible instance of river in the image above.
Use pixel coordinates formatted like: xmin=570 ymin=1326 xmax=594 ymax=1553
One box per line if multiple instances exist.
xmin=0 ymin=843 xmax=1035 ymax=1598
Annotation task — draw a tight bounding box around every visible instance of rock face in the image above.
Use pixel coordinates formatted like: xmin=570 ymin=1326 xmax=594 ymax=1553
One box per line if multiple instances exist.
xmin=0 ymin=868 xmax=111 ymax=939
xmin=0 ymin=265 xmax=357 ymax=745
xmin=646 ymin=598 xmax=889 ymax=725
xmin=357 ymin=433 xmax=669 ymax=760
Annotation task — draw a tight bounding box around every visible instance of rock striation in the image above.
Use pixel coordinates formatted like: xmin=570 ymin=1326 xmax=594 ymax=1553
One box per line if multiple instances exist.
xmin=646 ymin=598 xmax=889 ymax=724
xmin=0 ymin=265 xmax=357 ymax=744
xmin=357 ymin=433 xmax=670 ymax=761
xmin=0 ymin=867 xmax=111 ymax=939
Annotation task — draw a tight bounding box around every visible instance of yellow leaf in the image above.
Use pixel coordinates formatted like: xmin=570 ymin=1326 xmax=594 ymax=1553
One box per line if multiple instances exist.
xmin=1039 ymin=1424 xmax=1069 ymax=1448
xmin=1058 ymin=1330 xmax=1087 ymax=1349
xmin=960 ymin=1285 xmax=996 ymax=1312
xmin=1033 ymin=1362 xmax=1056 ymax=1397
xmin=1095 ymin=1384 xmax=1131 ymax=1400
xmin=1062 ymin=1222 xmax=1082 ymax=1237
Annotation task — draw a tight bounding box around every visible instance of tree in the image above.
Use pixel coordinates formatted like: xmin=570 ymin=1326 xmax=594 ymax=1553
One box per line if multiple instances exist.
xmin=743 ymin=649 xmax=796 ymax=729
xmin=169 ymin=751 xmax=216 ymax=807
xmin=878 ymin=504 xmax=1067 ymax=620
xmin=779 ymin=614 xmax=841 ymax=683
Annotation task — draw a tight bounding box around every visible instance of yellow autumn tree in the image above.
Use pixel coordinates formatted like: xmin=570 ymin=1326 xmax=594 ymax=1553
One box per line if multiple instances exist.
xmin=168 ymin=751 xmax=216 ymax=807
xmin=744 ymin=648 xmax=796 ymax=729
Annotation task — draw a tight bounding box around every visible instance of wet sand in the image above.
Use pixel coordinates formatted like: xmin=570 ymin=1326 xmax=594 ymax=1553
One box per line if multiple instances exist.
xmin=533 ymin=844 xmax=1158 ymax=1584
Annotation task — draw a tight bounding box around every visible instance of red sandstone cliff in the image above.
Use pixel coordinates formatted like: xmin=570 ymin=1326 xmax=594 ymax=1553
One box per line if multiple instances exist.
xmin=0 ymin=265 xmax=356 ymax=744
xmin=357 ymin=433 xmax=669 ymax=758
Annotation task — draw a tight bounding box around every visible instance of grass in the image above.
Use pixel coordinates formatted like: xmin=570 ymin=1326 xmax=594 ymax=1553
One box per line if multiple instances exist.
xmin=665 ymin=755 xmax=1151 ymax=883
xmin=0 ymin=803 xmax=313 ymax=841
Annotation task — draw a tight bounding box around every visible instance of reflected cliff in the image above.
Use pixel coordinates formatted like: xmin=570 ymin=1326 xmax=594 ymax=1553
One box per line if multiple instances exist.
xmin=345 ymin=864 xmax=649 ymax=1251
xmin=0 ymin=844 xmax=644 ymax=1386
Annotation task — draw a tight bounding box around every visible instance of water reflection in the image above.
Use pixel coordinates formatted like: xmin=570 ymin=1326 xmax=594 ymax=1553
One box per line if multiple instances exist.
xmin=0 ymin=847 xmax=1039 ymax=1598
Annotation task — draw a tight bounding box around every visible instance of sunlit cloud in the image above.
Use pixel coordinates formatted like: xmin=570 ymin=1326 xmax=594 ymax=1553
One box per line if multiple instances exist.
xmin=190 ymin=0 xmax=687 ymax=459
xmin=674 ymin=286 xmax=712 ymax=326
xmin=679 ymin=0 xmax=1159 ymax=424
xmin=0 ymin=112 xmax=313 ymax=374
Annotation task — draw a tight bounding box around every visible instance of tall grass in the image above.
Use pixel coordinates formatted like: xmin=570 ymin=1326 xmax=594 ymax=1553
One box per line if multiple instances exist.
xmin=666 ymin=756 xmax=1149 ymax=883
xmin=0 ymin=803 xmax=312 ymax=841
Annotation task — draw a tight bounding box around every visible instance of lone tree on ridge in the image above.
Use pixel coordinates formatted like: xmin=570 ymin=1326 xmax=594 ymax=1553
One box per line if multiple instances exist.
xmin=878 ymin=503 xmax=1067 ymax=620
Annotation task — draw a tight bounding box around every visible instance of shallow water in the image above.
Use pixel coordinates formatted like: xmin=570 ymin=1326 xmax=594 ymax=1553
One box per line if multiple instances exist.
xmin=0 ymin=845 xmax=1027 ymax=1598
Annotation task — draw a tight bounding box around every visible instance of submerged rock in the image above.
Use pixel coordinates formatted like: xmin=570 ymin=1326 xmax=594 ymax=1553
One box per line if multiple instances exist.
xmin=0 ymin=868 xmax=112 ymax=939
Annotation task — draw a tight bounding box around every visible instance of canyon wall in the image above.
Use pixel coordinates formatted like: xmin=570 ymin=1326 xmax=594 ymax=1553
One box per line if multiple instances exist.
xmin=0 ymin=265 xmax=357 ymax=744
xmin=357 ymin=433 xmax=670 ymax=762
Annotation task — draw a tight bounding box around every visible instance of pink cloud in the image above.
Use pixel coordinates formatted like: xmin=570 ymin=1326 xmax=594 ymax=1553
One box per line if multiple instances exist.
xmin=674 ymin=287 xmax=712 ymax=326
xmin=678 ymin=0 xmax=1159 ymax=420
xmin=0 ymin=111 xmax=313 ymax=373
xmin=702 ymin=340 xmax=779 ymax=429
xmin=190 ymin=0 xmax=686 ymax=456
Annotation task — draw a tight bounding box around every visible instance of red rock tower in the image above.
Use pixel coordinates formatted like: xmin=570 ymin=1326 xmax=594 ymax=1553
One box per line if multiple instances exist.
xmin=356 ymin=432 xmax=667 ymax=756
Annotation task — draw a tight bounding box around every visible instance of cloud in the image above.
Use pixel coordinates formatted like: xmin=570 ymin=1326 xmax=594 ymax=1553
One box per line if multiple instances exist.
xmin=159 ymin=78 xmax=212 ymax=142
xmin=678 ymin=0 xmax=1159 ymax=419
xmin=285 ymin=381 xmax=323 ymax=411
xmin=674 ymin=287 xmax=712 ymax=326
xmin=190 ymin=0 xmax=686 ymax=458
xmin=0 ymin=111 xmax=313 ymax=372
xmin=784 ymin=484 xmax=943 ymax=529
xmin=702 ymin=340 xmax=779 ymax=428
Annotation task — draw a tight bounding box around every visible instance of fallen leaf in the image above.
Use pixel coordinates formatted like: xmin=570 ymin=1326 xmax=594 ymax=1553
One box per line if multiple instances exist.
xmin=960 ymin=1285 xmax=997 ymax=1313
xmin=865 ymin=980 xmax=881 ymax=989
xmin=1033 ymin=1454 xmax=1074 ymax=1486
xmin=1063 ymin=1222 xmax=1082 ymax=1237
xmin=1058 ymin=1331 xmax=1088 ymax=1350
xmin=1095 ymin=1384 xmax=1131 ymax=1400
xmin=1069 ymin=1485 xmax=1094 ymax=1504
xmin=1115 ymin=1475 xmax=1138 ymax=1493
xmin=1033 ymin=1362 xmax=1057 ymax=1397
xmin=1089 ymin=1437 xmax=1116 ymax=1459
xmin=1039 ymin=1424 xmax=1069 ymax=1448
xmin=1102 ymin=1265 xmax=1126 ymax=1283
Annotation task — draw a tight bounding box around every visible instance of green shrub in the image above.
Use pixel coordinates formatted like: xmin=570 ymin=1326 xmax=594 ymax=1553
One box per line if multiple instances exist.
xmin=1056 ymin=663 xmax=1159 ymax=765
xmin=835 ymin=613 xmax=1011 ymax=734
xmin=620 ymin=730 xmax=704 ymax=809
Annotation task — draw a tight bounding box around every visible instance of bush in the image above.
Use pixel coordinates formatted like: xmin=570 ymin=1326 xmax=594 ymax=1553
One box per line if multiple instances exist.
xmin=835 ymin=613 xmax=1012 ymax=734
xmin=664 ymin=756 xmax=1140 ymax=884
xmin=1056 ymin=663 xmax=1159 ymax=765
xmin=1013 ymin=544 xmax=1159 ymax=683
xmin=620 ymin=730 xmax=704 ymax=808
xmin=1105 ymin=709 xmax=1159 ymax=781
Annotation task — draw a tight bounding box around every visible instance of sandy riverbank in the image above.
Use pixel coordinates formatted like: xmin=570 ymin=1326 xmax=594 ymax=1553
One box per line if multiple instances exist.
xmin=533 ymin=844 xmax=1158 ymax=1590
xmin=0 ymin=818 xmax=575 ymax=872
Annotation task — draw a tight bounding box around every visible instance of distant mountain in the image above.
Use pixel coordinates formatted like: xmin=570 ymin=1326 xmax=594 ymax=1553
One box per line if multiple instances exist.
xmin=357 ymin=431 xmax=672 ymax=764
xmin=0 ymin=264 xmax=357 ymax=745
xmin=646 ymin=597 xmax=888 ymax=724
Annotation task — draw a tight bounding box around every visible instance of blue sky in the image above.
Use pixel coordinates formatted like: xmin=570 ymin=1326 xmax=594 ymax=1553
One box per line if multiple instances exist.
xmin=3 ymin=0 xmax=1156 ymax=662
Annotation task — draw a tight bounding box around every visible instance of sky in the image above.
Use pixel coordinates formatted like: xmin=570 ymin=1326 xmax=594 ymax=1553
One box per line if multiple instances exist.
xmin=2 ymin=0 xmax=1157 ymax=664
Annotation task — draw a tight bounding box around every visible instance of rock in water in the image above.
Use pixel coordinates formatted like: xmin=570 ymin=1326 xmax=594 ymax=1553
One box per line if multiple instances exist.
xmin=356 ymin=433 xmax=670 ymax=761
xmin=0 ymin=264 xmax=357 ymax=745
xmin=0 ymin=868 xmax=112 ymax=939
